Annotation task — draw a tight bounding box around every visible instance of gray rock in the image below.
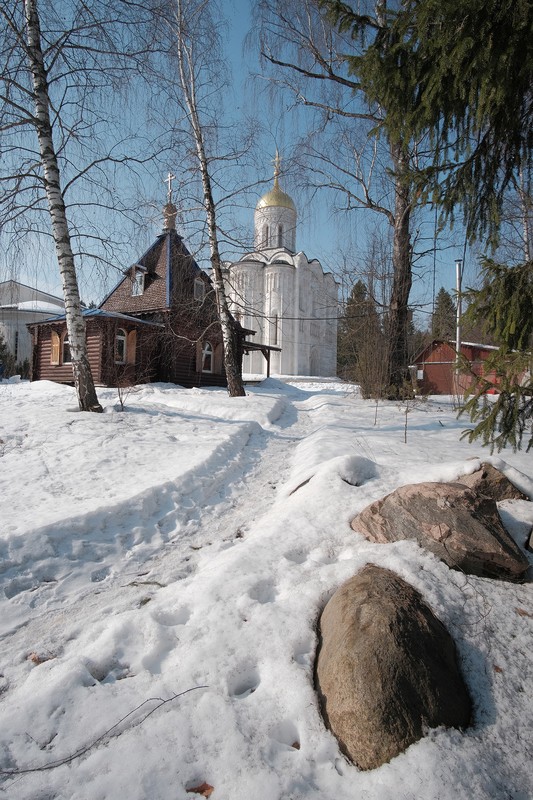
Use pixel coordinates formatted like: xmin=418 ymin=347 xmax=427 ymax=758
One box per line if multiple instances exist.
xmin=351 ymin=482 xmax=529 ymax=582
xmin=457 ymin=463 xmax=527 ymax=501
xmin=316 ymin=565 xmax=472 ymax=771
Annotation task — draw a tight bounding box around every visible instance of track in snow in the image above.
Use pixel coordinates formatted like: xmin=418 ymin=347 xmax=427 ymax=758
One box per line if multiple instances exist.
xmin=0 ymin=392 xmax=312 ymax=646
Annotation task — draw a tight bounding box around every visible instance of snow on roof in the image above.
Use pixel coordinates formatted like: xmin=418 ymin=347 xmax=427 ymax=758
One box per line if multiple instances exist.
xmin=36 ymin=308 xmax=164 ymax=326
xmin=0 ymin=279 xmax=63 ymax=303
xmin=412 ymin=339 xmax=501 ymax=363
xmin=17 ymin=300 xmax=65 ymax=313
xmin=460 ymin=341 xmax=500 ymax=351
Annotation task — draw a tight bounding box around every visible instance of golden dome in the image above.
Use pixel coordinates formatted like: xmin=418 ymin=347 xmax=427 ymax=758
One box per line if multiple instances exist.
xmin=256 ymin=151 xmax=296 ymax=211
xmin=256 ymin=180 xmax=296 ymax=211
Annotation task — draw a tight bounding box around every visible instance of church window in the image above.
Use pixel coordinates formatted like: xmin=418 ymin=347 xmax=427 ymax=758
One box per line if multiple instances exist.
xmin=262 ymin=224 xmax=269 ymax=248
xmin=271 ymin=313 xmax=279 ymax=346
xmin=277 ymin=225 xmax=283 ymax=247
xmin=115 ymin=328 xmax=127 ymax=364
xmin=194 ymin=277 xmax=206 ymax=301
xmin=201 ymin=341 xmax=213 ymax=373
xmin=132 ymin=269 xmax=144 ymax=296
xmin=61 ymin=331 xmax=71 ymax=364
xmin=51 ymin=330 xmax=60 ymax=365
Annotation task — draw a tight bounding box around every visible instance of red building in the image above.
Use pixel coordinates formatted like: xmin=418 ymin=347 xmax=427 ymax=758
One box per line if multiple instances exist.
xmin=411 ymin=340 xmax=501 ymax=395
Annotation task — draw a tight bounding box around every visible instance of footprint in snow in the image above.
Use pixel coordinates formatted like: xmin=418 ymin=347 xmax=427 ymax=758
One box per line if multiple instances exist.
xmin=248 ymin=579 xmax=277 ymax=604
xmin=283 ymin=549 xmax=308 ymax=565
xmin=227 ymin=666 xmax=261 ymax=699
xmin=151 ymin=606 xmax=191 ymax=626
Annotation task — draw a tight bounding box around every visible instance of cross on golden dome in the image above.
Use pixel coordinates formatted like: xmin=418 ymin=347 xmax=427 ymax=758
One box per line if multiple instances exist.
xmin=273 ymin=150 xmax=281 ymax=183
xmin=256 ymin=151 xmax=296 ymax=211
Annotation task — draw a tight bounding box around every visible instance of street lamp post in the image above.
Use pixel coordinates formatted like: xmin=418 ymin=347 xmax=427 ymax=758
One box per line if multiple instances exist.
xmin=455 ymin=258 xmax=463 ymax=396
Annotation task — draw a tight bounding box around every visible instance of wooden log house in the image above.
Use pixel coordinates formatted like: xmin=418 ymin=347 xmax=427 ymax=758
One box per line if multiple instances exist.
xmin=28 ymin=201 xmax=263 ymax=389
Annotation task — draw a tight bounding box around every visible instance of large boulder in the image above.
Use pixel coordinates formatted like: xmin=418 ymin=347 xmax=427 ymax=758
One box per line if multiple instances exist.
xmin=316 ymin=565 xmax=472 ymax=771
xmin=351 ymin=482 xmax=529 ymax=582
xmin=457 ymin=463 xmax=528 ymax=501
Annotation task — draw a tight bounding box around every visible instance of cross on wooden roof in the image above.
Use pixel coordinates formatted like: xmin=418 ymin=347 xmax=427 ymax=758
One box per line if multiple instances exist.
xmin=165 ymin=172 xmax=176 ymax=203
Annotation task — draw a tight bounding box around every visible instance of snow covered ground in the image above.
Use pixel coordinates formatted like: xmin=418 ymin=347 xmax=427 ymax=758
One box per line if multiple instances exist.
xmin=0 ymin=378 xmax=531 ymax=800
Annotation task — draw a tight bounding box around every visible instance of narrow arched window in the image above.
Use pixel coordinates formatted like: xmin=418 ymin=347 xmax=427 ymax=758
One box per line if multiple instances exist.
xmin=61 ymin=331 xmax=71 ymax=364
xmin=271 ymin=313 xmax=279 ymax=346
xmin=277 ymin=225 xmax=283 ymax=247
xmin=201 ymin=341 xmax=213 ymax=373
xmin=262 ymin=224 xmax=269 ymax=248
xmin=115 ymin=328 xmax=127 ymax=364
xmin=132 ymin=269 xmax=144 ymax=296
xmin=50 ymin=330 xmax=60 ymax=365
xmin=194 ymin=277 xmax=206 ymax=301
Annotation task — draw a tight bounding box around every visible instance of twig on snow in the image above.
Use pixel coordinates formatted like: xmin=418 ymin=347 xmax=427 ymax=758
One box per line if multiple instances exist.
xmin=0 ymin=686 xmax=208 ymax=777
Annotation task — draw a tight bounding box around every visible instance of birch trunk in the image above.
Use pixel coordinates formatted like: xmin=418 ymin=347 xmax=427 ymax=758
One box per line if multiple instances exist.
xmin=192 ymin=135 xmax=245 ymax=397
xmin=174 ymin=0 xmax=245 ymax=397
xmin=24 ymin=0 xmax=102 ymax=412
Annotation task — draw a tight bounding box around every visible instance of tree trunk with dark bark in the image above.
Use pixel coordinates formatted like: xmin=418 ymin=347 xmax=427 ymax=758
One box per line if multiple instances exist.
xmin=385 ymin=141 xmax=413 ymax=399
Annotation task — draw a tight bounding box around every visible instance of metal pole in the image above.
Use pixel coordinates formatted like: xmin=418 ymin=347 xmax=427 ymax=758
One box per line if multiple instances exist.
xmin=455 ymin=259 xmax=463 ymax=395
xmin=455 ymin=259 xmax=462 ymax=353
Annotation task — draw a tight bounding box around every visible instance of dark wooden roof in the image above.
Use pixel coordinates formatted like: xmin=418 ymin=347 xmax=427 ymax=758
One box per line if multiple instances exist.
xmin=99 ymin=229 xmax=210 ymax=314
xmin=30 ymin=308 xmax=164 ymax=327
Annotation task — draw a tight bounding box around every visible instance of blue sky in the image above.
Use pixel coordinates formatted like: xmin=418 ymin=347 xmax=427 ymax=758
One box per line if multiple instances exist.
xmin=217 ymin=0 xmax=475 ymax=319
xmin=2 ymin=0 xmax=476 ymax=326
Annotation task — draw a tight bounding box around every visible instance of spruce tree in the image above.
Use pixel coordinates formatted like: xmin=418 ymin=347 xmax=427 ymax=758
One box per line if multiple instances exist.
xmin=460 ymin=259 xmax=533 ymax=451
xmin=431 ymin=288 xmax=456 ymax=341
xmin=338 ymin=280 xmax=385 ymax=397
xmin=0 ymin=330 xmax=15 ymax=378
xmin=359 ymin=0 xmax=533 ymax=245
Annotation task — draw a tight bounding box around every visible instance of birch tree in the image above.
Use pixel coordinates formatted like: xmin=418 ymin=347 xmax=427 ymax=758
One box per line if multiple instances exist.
xmin=1 ymin=1 xmax=154 ymax=411
xmin=156 ymin=0 xmax=246 ymax=397
xmin=22 ymin=0 xmax=102 ymax=411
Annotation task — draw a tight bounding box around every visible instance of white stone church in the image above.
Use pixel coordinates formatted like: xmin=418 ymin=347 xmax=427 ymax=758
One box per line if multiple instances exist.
xmin=226 ymin=157 xmax=338 ymax=377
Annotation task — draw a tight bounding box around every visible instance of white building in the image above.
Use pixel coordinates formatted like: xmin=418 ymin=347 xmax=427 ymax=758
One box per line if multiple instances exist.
xmin=0 ymin=280 xmax=64 ymax=366
xmin=227 ymin=157 xmax=338 ymax=377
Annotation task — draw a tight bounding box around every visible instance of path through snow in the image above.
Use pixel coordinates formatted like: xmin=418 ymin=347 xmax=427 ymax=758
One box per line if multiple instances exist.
xmin=0 ymin=382 xmax=315 ymax=678
xmin=1 ymin=379 xmax=531 ymax=800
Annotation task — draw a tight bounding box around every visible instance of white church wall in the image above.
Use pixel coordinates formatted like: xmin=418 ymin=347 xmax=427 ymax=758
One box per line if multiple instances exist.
xmin=254 ymin=206 xmax=296 ymax=252
xmin=228 ymin=163 xmax=338 ymax=378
